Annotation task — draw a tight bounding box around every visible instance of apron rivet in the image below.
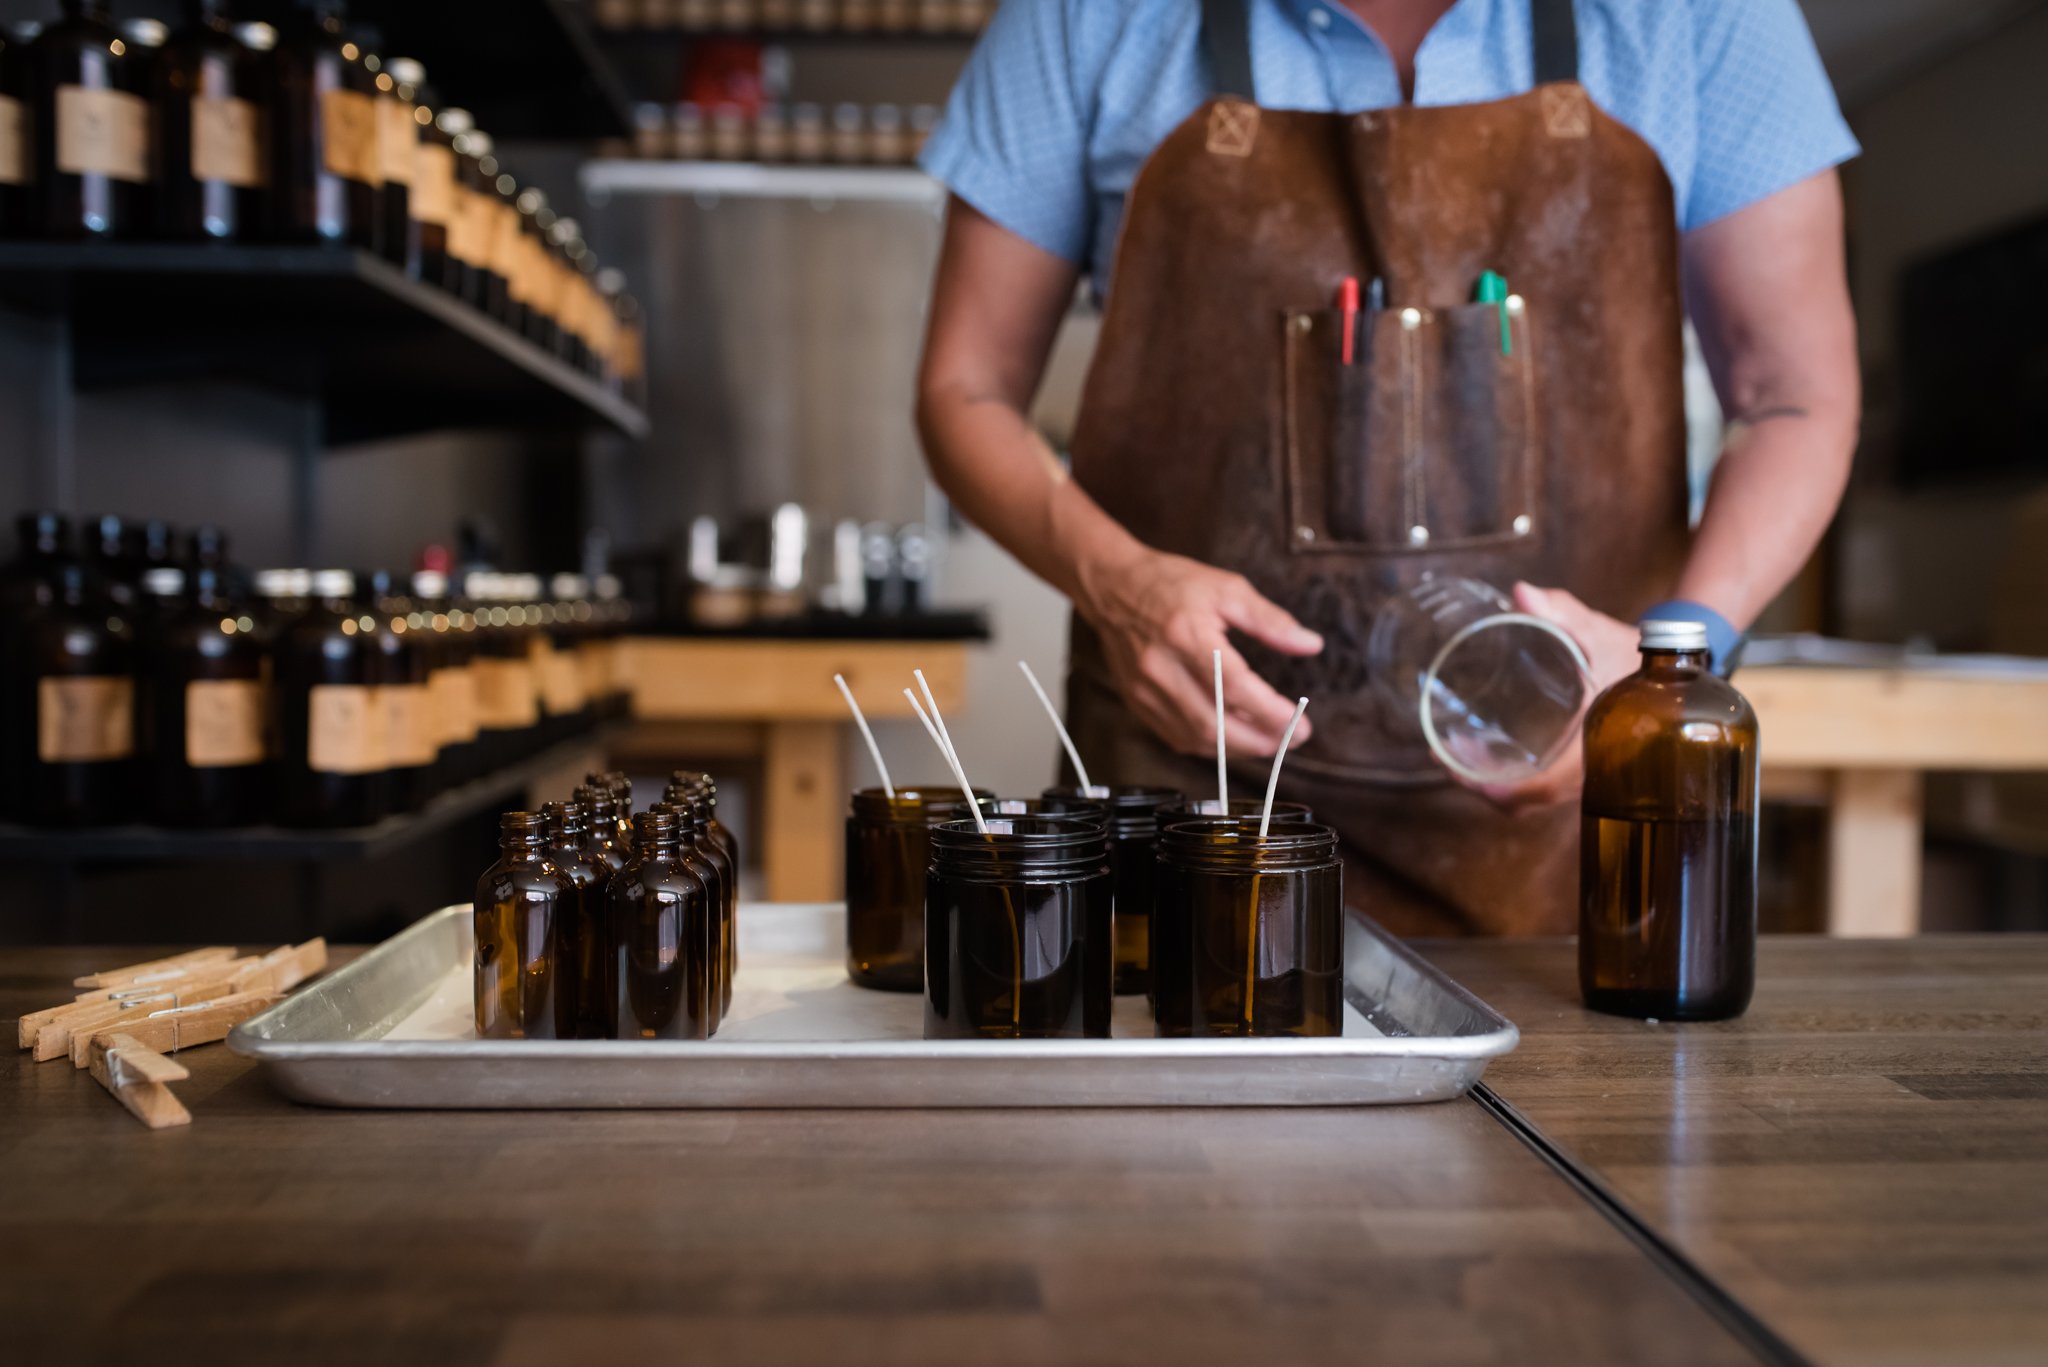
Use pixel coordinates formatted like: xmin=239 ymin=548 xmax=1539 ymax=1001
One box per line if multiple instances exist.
xmin=1407 ymin=524 xmax=1430 ymax=545
xmin=1293 ymin=314 xmax=1313 ymax=333
xmin=1513 ymin=514 xmax=1532 ymax=535
xmin=1295 ymin=525 xmax=1316 ymax=544
xmin=1400 ymin=307 xmax=1423 ymax=330
xmin=1505 ymin=294 xmax=1525 ymax=314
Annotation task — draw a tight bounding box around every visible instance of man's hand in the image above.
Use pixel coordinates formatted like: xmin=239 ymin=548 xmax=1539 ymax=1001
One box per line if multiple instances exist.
xmin=1077 ymin=547 xmax=1324 ymax=758
xmin=1463 ymin=582 xmax=1638 ymax=810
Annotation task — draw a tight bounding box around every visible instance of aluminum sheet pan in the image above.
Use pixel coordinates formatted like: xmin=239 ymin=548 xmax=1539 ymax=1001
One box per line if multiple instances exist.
xmin=229 ymin=903 xmax=1518 ymax=1108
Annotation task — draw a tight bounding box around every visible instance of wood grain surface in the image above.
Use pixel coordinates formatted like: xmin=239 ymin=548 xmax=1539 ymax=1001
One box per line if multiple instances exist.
xmin=0 ymin=944 xmax=1754 ymax=1367
xmin=1420 ymin=935 xmax=2048 ymax=1367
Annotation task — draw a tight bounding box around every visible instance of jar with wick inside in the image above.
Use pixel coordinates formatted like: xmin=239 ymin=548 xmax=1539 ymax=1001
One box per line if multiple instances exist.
xmin=844 ymin=785 xmax=992 ymax=992
xmin=1042 ymin=785 xmax=1182 ymax=996
xmin=924 ymin=815 xmax=1112 ymax=1039
xmin=1152 ymin=818 xmax=1343 ymax=1037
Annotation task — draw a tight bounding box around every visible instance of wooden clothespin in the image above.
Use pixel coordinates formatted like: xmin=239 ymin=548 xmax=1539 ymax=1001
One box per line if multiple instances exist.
xmin=88 ymin=1032 xmax=193 ymax=1131
xmin=72 ymin=946 xmax=238 ymax=990
xmin=232 ymin=939 xmax=328 ymax=996
xmin=70 ymin=990 xmax=280 ymax=1069
xmin=29 ymin=969 xmax=255 ymax=1062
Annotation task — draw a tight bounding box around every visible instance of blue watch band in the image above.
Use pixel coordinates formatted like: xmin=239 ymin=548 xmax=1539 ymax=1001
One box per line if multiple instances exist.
xmin=1640 ymin=600 xmax=1743 ymax=676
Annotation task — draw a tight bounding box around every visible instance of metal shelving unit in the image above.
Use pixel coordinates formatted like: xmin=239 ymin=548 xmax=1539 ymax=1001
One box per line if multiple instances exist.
xmin=582 ymin=159 xmax=941 ymax=205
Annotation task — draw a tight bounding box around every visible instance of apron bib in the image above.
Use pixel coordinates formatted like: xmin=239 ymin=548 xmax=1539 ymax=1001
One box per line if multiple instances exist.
xmin=1062 ymin=0 xmax=1690 ymax=934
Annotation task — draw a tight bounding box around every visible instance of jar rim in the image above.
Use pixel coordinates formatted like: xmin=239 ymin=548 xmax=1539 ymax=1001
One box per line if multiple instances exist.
xmin=1158 ymin=816 xmax=1338 ymax=855
xmin=851 ymin=786 xmax=994 ymax=820
xmin=1041 ymin=784 xmax=1184 ymax=811
xmin=1159 ymin=797 xmax=1314 ymax=822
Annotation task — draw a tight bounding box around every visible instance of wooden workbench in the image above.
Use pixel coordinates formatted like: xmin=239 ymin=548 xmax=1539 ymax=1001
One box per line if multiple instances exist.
xmin=5 ymin=935 xmax=2043 ymax=1366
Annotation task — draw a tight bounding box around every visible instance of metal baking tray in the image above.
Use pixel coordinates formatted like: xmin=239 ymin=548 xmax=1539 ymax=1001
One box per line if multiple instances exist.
xmin=230 ymin=903 xmax=1518 ymax=1108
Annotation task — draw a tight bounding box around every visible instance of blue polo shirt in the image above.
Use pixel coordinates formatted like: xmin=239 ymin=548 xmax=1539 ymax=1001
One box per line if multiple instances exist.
xmin=921 ymin=0 xmax=1858 ymax=299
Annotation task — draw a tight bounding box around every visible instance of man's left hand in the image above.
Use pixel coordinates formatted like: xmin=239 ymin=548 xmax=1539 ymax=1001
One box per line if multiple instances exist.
xmin=1461 ymin=582 xmax=1639 ymax=810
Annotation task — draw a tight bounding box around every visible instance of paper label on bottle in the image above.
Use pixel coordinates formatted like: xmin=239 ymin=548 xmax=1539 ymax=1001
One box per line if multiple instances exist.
xmin=190 ymin=95 xmax=261 ymax=188
xmin=185 ymin=678 xmax=265 ymax=768
xmin=37 ymin=676 xmax=134 ymax=763
xmin=382 ymin=681 xmax=436 ymax=767
xmin=0 ymin=95 xmax=25 ymax=185
xmin=577 ymin=641 xmax=610 ymax=701
xmin=377 ymin=96 xmax=415 ymax=187
xmin=320 ymin=88 xmax=381 ymax=185
xmin=55 ymin=86 xmax=149 ymax=183
xmin=411 ymin=143 xmax=454 ymax=226
xmin=446 ymin=186 xmax=488 ymax=264
xmin=474 ymin=658 xmax=539 ymax=729
xmin=307 ymin=683 xmax=387 ymax=775
xmin=539 ymin=648 xmax=587 ymax=716
xmin=492 ymin=202 xmax=523 ymax=290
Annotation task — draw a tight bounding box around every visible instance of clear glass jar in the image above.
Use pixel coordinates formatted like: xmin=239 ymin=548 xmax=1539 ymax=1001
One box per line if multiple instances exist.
xmin=1042 ymin=785 xmax=1182 ymax=995
xmin=924 ymin=815 xmax=1112 ymax=1039
xmin=844 ymin=785 xmax=990 ymax=991
xmin=1153 ymin=819 xmax=1344 ymax=1037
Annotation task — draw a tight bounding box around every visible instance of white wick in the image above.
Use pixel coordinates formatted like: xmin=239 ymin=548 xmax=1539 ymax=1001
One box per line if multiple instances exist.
xmin=905 ymin=683 xmax=986 ymax=835
xmin=1213 ymin=648 xmax=1228 ymax=809
xmin=1017 ymin=660 xmax=1090 ymax=794
xmin=832 ymin=673 xmax=894 ymax=799
xmin=1259 ymin=698 xmax=1311 ymax=839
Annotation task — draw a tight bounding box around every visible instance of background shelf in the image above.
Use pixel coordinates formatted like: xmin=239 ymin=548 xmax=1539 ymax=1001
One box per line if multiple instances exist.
xmin=582 ymin=159 xmax=941 ymax=204
xmin=0 ymin=244 xmax=649 ymax=445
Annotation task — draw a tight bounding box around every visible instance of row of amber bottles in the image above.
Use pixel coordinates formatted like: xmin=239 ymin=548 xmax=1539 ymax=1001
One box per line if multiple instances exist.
xmin=474 ymin=771 xmax=741 ymax=1041
xmin=1 ymin=510 xmax=629 ymax=828
xmin=0 ymin=1 xmax=645 ymax=393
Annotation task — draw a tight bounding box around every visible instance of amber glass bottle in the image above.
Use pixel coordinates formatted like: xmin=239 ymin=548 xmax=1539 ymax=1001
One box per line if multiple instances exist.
xmin=153 ymin=0 xmax=261 ymax=240
xmin=412 ymin=103 xmax=464 ymax=286
xmin=446 ymin=123 xmax=497 ymax=302
xmin=7 ymin=560 xmax=135 ymax=825
xmin=363 ymin=570 xmax=432 ymax=810
xmin=264 ymin=0 xmax=379 ymax=249
xmin=373 ymin=54 xmax=422 ymax=274
xmin=142 ymin=562 xmax=266 ymax=826
xmin=275 ymin=568 xmax=386 ymax=826
xmin=29 ymin=0 xmax=147 ymax=240
xmin=605 ymin=807 xmax=714 ymax=1041
xmin=544 ymin=799 xmax=610 ymax=1039
xmin=0 ymin=24 xmax=31 ymax=237
xmin=1580 ymin=621 xmax=1760 ymax=1022
xmin=661 ymin=794 xmax=732 ymax=1022
xmin=575 ymin=782 xmax=630 ymax=876
xmin=474 ymin=810 xmax=569 ymax=1040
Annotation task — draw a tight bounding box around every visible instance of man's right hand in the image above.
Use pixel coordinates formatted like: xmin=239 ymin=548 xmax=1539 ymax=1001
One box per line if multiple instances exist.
xmin=1076 ymin=546 xmax=1324 ymax=758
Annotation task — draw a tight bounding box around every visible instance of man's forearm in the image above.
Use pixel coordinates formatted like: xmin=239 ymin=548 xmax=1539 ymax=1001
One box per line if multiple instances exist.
xmin=1673 ymin=408 xmax=1857 ymax=628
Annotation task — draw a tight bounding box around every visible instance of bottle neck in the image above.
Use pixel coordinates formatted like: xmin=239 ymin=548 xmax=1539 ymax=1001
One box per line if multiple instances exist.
xmin=499 ymin=834 xmax=545 ymax=858
xmin=1641 ymin=647 xmax=1710 ymax=678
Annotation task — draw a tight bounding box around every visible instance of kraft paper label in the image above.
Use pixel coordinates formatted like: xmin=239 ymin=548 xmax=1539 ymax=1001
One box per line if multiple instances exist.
xmin=474 ymin=658 xmax=538 ymax=729
xmin=426 ymin=664 xmax=472 ymax=747
xmin=446 ymin=186 xmax=490 ymax=264
xmin=538 ymin=649 xmax=586 ymax=716
xmin=382 ymin=682 xmax=436 ymax=767
xmin=377 ymin=96 xmax=415 ymax=186
xmin=307 ymin=683 xmax=387 ymax=775
xmin=491 ymin=202 xmax=523 ymax=293
xmin=190 ymin=95 xmax=260 ymax=187
xmin=185 ymin=678 xmax=265 ymax=768
xmin=411 ymin=143 xmax=453 ymax=225
xmin=320 ymin=88 xmax=380 ymax=184
xmin=38 ymin=676 xmax=134 ymax=763
xmin=56 ymin=86 xmax=149 ymax=183
xmin=577 ymin=641 xmax=611 ymax=700
xmin=0 ymin=95 xmax=25 ymax=185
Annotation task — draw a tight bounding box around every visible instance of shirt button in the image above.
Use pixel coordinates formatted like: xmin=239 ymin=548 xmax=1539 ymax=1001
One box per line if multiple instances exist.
xmin=1308 ymin=8 xmax=1332 ymax=29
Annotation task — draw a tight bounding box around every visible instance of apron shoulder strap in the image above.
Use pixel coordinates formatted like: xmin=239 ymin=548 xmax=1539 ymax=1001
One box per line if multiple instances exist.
xmin=1531 ymin=0 xmax=1580 ymax=86
xmin=1202 ymin=0 xmax=1255 ymax=101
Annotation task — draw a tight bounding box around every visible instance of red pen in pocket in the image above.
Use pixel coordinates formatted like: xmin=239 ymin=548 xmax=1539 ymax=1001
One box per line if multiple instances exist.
xmin=1338 ymin=276 xmax=1359 ymax=365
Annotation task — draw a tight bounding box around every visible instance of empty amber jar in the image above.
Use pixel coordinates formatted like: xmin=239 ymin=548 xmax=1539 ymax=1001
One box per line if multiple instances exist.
xmin=924 ymin=815 xmax=1112 ymax=1039
xmin=1043 ymin=785 xmax=1182 ymax=995
xmin=844 ymin=785 xmax=990 ymax=992
xmin=473 ymin=810 xmax=570 ymax=1040
xmin=1153 ymin=818 xmax=1344 ymax=1038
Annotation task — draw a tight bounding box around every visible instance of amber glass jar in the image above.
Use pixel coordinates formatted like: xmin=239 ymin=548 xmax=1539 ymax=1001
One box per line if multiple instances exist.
xmin=1153 ymin=819 xmax=1344 ymax=1038
xmin=29 ymin=0 xmax=147 ymax=240
xmin=141 ymin=563 xmax=266 ymax=826
xmin=1157 ymin=796 xmax=1313 ymax=828
xmin=606 ymin=807 xmax=715 ymax=1040
xmin=6 ymin=560 xmax=135 ymax=825
xmin=924 ymin=815 xmax=1112 ymax=1039
xmin=1579 ymin=621 xmax=1759 ymax=1022
xmin=265 ymin=0 xmax=379 ymax=250
xmin=275 ymin=568 xmax=386 ymax=826
xmin=844 ymin=785 xmax=991 ymax=992
xmin=152 ymin=0 xmax=262 ymax=240
xmin=544 ymin=799 xmax=610 ymax=1039
xmin=474 ymin=810 xmax=569 ymax=1040
xmin=1042 ymin=785 xmax=1182 ymax=995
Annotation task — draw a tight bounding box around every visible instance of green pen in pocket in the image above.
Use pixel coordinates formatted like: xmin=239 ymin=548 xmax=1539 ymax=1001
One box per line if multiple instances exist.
xmin=1476 ymin=270 xmax=1511 ymax=356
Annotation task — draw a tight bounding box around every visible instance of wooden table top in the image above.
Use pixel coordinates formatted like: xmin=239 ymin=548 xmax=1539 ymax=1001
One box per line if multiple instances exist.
xmin=5 ymin=937 xmax=2043 ymax=1367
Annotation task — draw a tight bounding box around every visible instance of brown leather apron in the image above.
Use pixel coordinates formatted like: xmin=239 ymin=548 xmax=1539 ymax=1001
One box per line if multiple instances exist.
xmin=1063 ymin=0 xmax=1691 ymax=936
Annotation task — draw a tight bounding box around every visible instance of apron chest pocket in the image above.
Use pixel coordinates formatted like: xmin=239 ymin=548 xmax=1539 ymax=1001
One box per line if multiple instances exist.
xmin=1280 ymin=297 xmax=1539 ymax=554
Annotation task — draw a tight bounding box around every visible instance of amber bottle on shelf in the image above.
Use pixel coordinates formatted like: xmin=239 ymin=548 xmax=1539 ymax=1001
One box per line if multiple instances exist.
xmin=265 ymin=0 xmax=379 ymax=250
xmin=474 ymin=810 xmax=569 ymax=1040
xmin=141 ymin=560 xmax=267 ymax=826
xmin=409 ymin=568 xmax=475 ymax=791
xmin=5 ymin=559 xmax=135 ymax=825
xmin=0 ymin=23 xmax=34 ymax=236
xmin=29 ymin=0 xmax=148 ymax=240
xmin=153 ymin=0 xmax=262 ymax=240
xmin=274 ymin=568 xmax=386 ymax=827
xmin=483 ymin=166 xmax=519 ymax=327
xmin=543 ymin=799 xmax=610 ymax=1039
xmin=443 ymin=118 xmax=494 ymax=300
xmin=606 ymin=807 xmax=714 ymax=1041
xmin=1579 ymin=621 xmax=1760 ymax=1022
xmin=374 ymin=54 xmax=423 ymax=274
xmin=364 ymin=570 xmax=433 ymax=811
